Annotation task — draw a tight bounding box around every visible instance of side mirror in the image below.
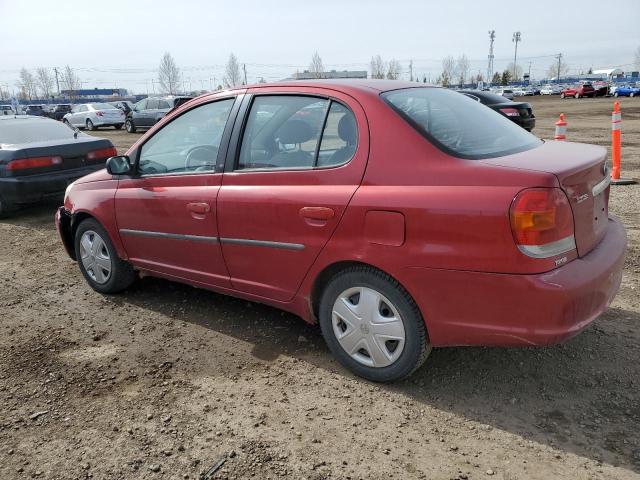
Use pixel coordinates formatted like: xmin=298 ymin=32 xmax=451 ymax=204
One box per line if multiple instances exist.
xmin=106 ymin=155 xmax=132 ymax=175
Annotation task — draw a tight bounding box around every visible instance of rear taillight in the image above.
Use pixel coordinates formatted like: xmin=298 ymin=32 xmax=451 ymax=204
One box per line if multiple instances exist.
xmin=86 ymin=146 xmax=117 ymax=161
xmin=500 ymin=107 xmax=520 ymax=117
xmin=510 ymin=188 xmax=576 ymax=258
xmin=95 ymin=111 xmax=104 ymax=117
xmin=6 ymin=156 xmax=62 ymax=171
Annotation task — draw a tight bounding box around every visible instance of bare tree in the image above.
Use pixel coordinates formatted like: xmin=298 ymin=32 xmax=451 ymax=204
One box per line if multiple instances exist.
xmin=440 ymin=56 xmax=455 ymax=87
xmin=61 ymin=65 xmax=81 ymax=100
xmin=455 ymin=54 xmax=470 ymax=86
xmin=635 ymin=46 xmax=640 ymax=72
xmin=546 ymin=60 xmax=569 ymax=80
xmin=35 ymin=67 xmax=55 ymax=99
xmin=506 ymin=62 xmax=523 ymax=81
xmin=224 ymin=53 xmax=242 ymax=88
xmin=309 ymin=51 xmax=324 ymax=79
xmin=370 ymin=55 xmax=386 ymax=79
xmin=158 ymin=52 xmax=180 ymax=94
xmin=17 ymin=68 xmax=37 ymax=100
xmin=386 ymin=59 xmax=401 ymax=80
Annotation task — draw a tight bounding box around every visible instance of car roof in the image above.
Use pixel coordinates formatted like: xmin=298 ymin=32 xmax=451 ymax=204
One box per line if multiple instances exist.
xmin=251 ymin=79 xmax=433 ymax=93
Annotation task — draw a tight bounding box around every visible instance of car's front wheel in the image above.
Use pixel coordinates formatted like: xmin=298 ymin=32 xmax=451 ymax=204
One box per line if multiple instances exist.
xmin=630 ymin=92 xmax=635 ymax=98
xmin=574 ymin=93 xmax=580 ymax=99
xmin=86 ymin=119 xmax=96 ymax=131
xmin=560 ymin=93 xmax=565 ymax=98
xmin=319 ymin=266 xmax=431 ymax=382
xmin=125 ymin=119 xmax=136 ymax=133
xmin=74 ymin=218 xmax=136 ymax=294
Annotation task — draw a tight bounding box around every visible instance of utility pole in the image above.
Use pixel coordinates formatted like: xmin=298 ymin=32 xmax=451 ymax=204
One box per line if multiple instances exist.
xmin=512 ymin=31 xmax=521 ymax=80
xmin=243 ymin=64 xmax=247 ymax=85
xmin=487 ymin=30 xmax=495 ymax=84
xmin=409 ymin=59 xmax=413 ymax=81
xmin=555 ymin=53 xmax=563 ymax=83
xmin=528 ymin=61 xmax=532 ymax=83
xmin=53 ymin=67 xmax=60 ymax=95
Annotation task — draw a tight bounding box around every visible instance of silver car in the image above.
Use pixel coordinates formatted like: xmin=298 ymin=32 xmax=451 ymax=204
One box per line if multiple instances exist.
xmin=63 ymin=103 xmax=125 ymax=131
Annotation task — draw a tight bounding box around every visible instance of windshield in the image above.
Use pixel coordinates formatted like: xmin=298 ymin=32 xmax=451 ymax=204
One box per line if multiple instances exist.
xmin=382 ymin=87 xmax=541 ymax=159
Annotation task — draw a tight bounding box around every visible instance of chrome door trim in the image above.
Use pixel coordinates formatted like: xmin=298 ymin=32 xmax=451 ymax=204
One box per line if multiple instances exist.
xmin=119 ymin=229 xmax=219 ymax=243
xmin=220 ymin=237 xmax=305 ymax=251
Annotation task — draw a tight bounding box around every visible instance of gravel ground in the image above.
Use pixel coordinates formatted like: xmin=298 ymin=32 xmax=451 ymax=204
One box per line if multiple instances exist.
xmin=0 ymin=95 xmax=639 ymax=480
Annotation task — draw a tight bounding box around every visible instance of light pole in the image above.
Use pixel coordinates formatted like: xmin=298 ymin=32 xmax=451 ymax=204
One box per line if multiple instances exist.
xmin=512 ymin=31 xmax=521 ymax=80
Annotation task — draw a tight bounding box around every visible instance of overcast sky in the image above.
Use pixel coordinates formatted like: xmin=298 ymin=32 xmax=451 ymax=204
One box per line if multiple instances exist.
xmin=1 ymin=0 xmax=638 ymax=94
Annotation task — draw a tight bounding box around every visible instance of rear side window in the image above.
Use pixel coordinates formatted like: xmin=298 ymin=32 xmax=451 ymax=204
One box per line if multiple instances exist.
xmin=382 ymin=87 xmax=541 ymax=159
xmin=0 ymin=119 xmax=75 ymax=144
xmin=157 ymin=100 xmax=171 ymax=109
xmin=237 ymin=95 xmax=357 ymax=170
xmin=146 ymin=99 xmax=159 ymax=109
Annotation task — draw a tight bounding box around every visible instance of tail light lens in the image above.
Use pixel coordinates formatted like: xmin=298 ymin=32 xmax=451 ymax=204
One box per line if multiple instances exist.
xmin=6 ymin=155 xmax=62 ymax=171
xmin=86 ymin=146 xmax=117 ymax=161
xmin=95 ymin=111 xmax=104 ymax=117
xmin=510 ymin=188 xmax=576 ymax=258
xmin=500 ymin=107 xmax=520 ymax=117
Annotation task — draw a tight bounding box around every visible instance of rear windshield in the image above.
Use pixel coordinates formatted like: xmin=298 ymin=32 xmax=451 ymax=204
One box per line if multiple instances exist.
xmin=0 ymin=119 xmax=75 ymax=145
xmin=382 ymin=87 xmax=541 ymax=159
xmin=90 ymin=103 xmax=116 ymax=110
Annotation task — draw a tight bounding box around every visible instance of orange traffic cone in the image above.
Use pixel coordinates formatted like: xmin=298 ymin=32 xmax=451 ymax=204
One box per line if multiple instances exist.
xmin=610 ymin=101 xmax=637 ymax=185
xmin=554 ymin=113 xmax=567 ymax=140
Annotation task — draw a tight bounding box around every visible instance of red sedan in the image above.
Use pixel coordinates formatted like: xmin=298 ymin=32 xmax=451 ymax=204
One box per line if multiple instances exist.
xmin=55 ymin=80 xmax=626 ymax=382
xmin=560 ymin=84 xmax=596 ymax=98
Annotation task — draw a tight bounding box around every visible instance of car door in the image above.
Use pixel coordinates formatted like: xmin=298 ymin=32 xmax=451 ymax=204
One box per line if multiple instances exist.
xmin=132 ymin=99 xmax=147 ymax=127
xmin=142 ymin=98 xmax=159 ymax=128
xmin=114 ymin=95 xmax=241 ymax=288
xmin=217 ymin=88 xmax=369 ymax=301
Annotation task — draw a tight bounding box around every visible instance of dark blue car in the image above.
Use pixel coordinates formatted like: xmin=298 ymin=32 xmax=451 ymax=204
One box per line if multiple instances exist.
xmin=613 ymin=85 xmax=640 ymax=97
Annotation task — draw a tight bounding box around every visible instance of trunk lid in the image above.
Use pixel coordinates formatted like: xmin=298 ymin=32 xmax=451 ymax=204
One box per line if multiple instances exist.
xmin=482 ymin=141 xmax=610 ymax=257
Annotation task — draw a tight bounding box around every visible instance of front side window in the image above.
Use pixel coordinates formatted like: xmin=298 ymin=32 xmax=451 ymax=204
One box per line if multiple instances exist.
xmin=237 ymin=95 xmax=357 ymax=170
xmin=382 ymin=87 xmax=541 ymax=159
xmin=135 ymin=99 xmax=147 ymax=111
xmin=137 ymin=98 xmax=234 ymax=175
xmin=146 ymin=99 xmax=159 ymax=110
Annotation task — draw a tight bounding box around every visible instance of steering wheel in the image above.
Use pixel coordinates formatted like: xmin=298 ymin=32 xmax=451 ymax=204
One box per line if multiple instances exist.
xmin=184 ymin=145 xmax=219 ymax=171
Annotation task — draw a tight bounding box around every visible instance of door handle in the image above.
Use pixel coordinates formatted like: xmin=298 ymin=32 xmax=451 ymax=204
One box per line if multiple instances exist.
xmin=299 ymin=206 xmax=335 ymax=221
xmin=187 ymin=202 xmax=211 ymax=214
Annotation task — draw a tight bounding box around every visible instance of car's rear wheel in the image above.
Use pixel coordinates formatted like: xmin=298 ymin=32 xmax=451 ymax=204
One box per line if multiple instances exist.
xmin=560 ymin=93 xmax=565 ymax=98
xmin=125 ymin=119 xmax=136 ymax=133
xmin=614 ymin=92 xmax=619 ymax=97
xmin=630 ymin=92 xmax=635 ymax=98
xmin=574 ymin=93 xmax=580 ymax=99
xmin=74 ymin=218 xmax=136 ymax=294
xmin=318 ymin=266 xmax=431 ymax=382
xmin=86 ymin=119 xmax=95 ymax=131
xmin=114 ymin=123 xmax=123 ymax=130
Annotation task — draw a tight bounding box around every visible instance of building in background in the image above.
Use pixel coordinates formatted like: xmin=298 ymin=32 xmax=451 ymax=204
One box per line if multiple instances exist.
xmin=60 ymin=88 xmax=129 ymax=99
xmin=290 ymin=70 xmax=367 ymax=80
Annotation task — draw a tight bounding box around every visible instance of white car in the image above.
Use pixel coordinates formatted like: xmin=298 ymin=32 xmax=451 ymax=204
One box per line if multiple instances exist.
xmin=540 ymin=85 xmax=560 ymax=95
xmin=494 ymin=88 xmax=515 ymax=100
xmin=63 ymin=102 xmax=126 ymax=131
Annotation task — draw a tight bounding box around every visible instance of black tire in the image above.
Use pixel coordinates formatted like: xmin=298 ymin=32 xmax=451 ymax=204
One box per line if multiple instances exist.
xmin=125 ymin=119 xmax=136 ymax=133
xmin=630 ymin=92 xmax=635 ymax=98
xmin=86 ymin=119 xmax=95 ymax=131
xmin=114 ymin=123 xmax=123 ymax=130
xmin=0 ymin=195 xmax=17 ymax=219
xmin=560 ymin=93 xmax=565 ymax=99
xmin=74 ymin=218 xmax=136 ymax=294
xmin=318 ymin=266 xmax=431 ymax=382
xmin=574 ymin=93 xmax=580 ymax=99
xmin=614 ymin=92 xmax=619 ymax=97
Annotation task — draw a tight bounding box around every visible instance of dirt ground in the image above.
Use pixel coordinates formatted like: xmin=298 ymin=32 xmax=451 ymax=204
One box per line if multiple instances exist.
xmin=1 ymin=96 xmax=639 ymax=480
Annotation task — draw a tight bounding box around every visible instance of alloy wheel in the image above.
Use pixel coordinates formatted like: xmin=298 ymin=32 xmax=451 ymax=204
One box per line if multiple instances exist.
xmin=332 ymin=286 xmax=406 ymax=368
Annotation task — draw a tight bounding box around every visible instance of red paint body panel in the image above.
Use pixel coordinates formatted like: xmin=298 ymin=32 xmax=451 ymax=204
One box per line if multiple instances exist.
xmin=56 ymin=80 xmax=627 ymax=349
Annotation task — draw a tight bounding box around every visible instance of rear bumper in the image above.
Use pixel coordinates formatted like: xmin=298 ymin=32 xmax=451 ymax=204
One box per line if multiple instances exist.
xmin=0 ymin=165 xmax=104 ymax=205
xmin=404 ymin=216 xmax=627 ymax=347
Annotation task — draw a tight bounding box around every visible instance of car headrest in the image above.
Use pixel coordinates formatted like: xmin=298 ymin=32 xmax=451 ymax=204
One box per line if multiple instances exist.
xmin=338 ymin=114 xmax=357 ymax=145
xmin=276 ymin=119 xmax=314 ymax=144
